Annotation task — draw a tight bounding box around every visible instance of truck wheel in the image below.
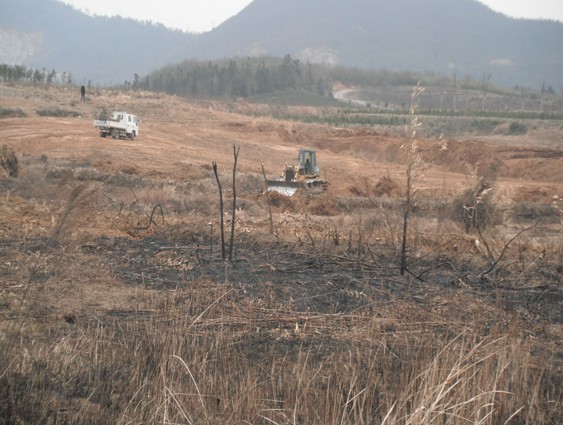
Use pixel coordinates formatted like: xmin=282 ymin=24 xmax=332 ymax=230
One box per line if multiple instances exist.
xmin=111 ymin=129 xmax=119 ymax=139
xmin=129 ymin=131 xmax=136 ymax=140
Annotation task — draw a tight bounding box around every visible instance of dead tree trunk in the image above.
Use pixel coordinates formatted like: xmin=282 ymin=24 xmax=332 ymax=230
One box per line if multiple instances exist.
xmin=212 ymin=161 xmax=226 ymax=260
xmin=261 ymin=163 xmax=274 ymax=235
xmin=400 ymin=168 xmax=412 ymax=276
xmin=229 ymin=146 xmax=240 ymax=261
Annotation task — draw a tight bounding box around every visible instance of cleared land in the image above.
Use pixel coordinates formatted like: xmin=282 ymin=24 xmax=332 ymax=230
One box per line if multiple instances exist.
xmin=1 ymin=84 xmax=562 ymax=424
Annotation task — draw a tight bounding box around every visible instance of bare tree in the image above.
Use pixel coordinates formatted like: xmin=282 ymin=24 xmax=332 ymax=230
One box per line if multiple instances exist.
xmin=261 ymin=163 xmax=274 ymax=235
xmin=212 ymin=162 xmax=226 ymax=260
xmin=229 ymin=146 xmax=240 ymax=261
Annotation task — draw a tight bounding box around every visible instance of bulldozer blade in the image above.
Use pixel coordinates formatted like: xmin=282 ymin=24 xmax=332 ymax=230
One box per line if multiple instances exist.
xmin=266 ymin=180 xmax=304 ymax=196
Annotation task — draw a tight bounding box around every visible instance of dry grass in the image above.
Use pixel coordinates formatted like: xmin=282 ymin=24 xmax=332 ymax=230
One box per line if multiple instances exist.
xmin=1 ymin=281 xmax=559 ymax=424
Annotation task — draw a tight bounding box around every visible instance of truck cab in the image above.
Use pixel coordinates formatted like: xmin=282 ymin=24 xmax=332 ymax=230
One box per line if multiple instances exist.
xmin=111 ymin=111 xmax=140 ymax=138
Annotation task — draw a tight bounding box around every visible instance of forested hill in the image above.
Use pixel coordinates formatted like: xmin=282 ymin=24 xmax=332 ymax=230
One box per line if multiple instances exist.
xmin=192 ymin=0 xmax=563 ymax=89
xmin=1 ymin=0 xmax=562 ymax=89
xmin=144 ymin=56 xmax=335 ymax=101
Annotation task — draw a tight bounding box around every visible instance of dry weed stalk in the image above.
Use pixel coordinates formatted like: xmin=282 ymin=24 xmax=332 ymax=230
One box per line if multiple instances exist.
xmin=400 ymin=82 xmax=425 ymax=275
xmin=52 ymin=183 xmax=99 ymax=240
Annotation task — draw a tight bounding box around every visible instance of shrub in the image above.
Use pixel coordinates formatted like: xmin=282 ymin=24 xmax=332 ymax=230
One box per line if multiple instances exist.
xmin=470 ymin=119 xmax=501 ymax=134
xmin=0 ymin=144 xmax=19 ymax=177
xmin=450 ymin=171 xmax=500 ymax=232
xmin=451 ymin=193 xmax=498 ymax=232
xmin=96 ymin=107 xmax=111 ymax=120
xmin=374 ymin=176 xmax=402 ymax=197
xmin=508 ymin=121 xmax=528 ymax=135
xmin=306 ymin=193 xmax=340 ymax=216
xmin=512 ymin=202 xmax=561 ymax=224
xmin=0 ymin=107 xmax=26 ymax=118
xmin=266 ymin=191 xmax=297 ymax=212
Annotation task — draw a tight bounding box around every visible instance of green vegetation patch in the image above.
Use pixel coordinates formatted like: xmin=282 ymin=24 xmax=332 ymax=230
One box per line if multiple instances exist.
xmin=508 ymin=121 xmax=528 ymax=135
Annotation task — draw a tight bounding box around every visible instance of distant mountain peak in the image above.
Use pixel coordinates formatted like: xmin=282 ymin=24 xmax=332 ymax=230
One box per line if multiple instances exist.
xmin=0 ymin=0 xmax=561 ymax=88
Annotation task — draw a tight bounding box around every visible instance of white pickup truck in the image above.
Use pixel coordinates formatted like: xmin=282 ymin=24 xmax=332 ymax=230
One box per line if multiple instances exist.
xmin=94 ymin=111 xmax=140 ymax=139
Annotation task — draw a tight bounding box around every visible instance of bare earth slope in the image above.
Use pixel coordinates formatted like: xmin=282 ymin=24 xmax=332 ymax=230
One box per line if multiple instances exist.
xmin=2 ymin=85 xmax=562 ymax=199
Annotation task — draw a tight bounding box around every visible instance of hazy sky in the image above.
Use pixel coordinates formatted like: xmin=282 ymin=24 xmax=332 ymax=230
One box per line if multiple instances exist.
xmin=58 ymin=0 xmax=563 ymax=33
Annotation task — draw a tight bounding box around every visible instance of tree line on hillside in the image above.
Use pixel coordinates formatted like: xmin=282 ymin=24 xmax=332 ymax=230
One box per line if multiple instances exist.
xmin=136 ymin=56 xmax=445 ymax=100
xmin=137 ymin=55 xmax=332 ymax=99
xmin=0 ymin=64 xmax=80 ymax=86
xmin=133 ymin=55 xmax=555 ymax=103
xmin=4 ymin=58 xmax=557 ymax=113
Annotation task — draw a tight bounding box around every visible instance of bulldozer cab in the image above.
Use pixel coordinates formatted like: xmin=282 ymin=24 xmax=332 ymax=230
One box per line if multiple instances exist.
xmin=267 ymin=148 xmax=328 ymax=195
xmin=297 ymin=149 xmax=318 ymax=177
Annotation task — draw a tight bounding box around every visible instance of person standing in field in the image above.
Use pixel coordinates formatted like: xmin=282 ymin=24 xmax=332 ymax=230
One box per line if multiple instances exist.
xmin=80 ymin=85 xmax=86 ymax=102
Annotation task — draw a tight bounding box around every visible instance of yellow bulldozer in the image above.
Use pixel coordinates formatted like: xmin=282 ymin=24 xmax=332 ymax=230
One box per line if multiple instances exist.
xmin=267 ymin=149 xmax=328 ymax=196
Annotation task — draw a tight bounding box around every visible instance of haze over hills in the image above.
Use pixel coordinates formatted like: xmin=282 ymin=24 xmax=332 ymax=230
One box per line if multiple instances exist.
xmin=1 ymin=0 xmax=562 ymax=89
xmin=0 ymin=0 xmax=195 ymax=84
xmin=205 ymin=0 xmax=563 ymax=90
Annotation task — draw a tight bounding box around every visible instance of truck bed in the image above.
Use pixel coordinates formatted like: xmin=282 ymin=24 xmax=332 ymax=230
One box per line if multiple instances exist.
xmin=94 ymin=119 xmax=127 ymax=129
